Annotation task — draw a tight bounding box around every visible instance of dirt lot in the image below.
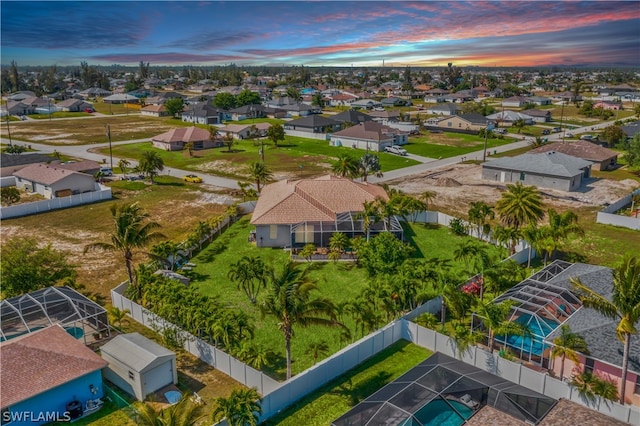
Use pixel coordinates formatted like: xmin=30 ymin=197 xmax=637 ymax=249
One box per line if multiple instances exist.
xmin=387 ymin=163 xmax=639 ymax=213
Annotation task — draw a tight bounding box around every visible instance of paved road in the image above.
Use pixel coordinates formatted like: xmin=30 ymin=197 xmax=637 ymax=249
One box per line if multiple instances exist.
xmin=1 ymin=117 xmax=623 ymax=189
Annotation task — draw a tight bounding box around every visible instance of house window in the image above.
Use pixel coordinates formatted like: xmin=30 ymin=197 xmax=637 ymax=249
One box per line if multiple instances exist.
xmin=294 ymin=224 xmax=314 ymax=244
xmin=128 ymin=371 xmax=135 ymax=380
xmin=448 ymin=122 xmax=452 ymax=127
xmin=585 ymin=357 xmax=594 ymax=373
xmin=458 ymin=123 xmax=462 ymax=128
xmin=269 ymin=225 xmax=277 ymax=240
xmin=520 ymin=172 xmax=525 ymax=181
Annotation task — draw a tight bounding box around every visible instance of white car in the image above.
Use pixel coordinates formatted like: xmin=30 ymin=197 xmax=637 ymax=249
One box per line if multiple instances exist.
xmin=385 ymin=145 xmax=408 ymax=156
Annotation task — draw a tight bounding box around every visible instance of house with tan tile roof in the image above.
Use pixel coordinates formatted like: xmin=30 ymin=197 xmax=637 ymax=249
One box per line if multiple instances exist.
xmin=140 ymin=104 xmax=170 ymax=117
xmin=151 ymin=127 xmax=222 ymax=151
xmin=330 ymin=121 xmax=407 ymax=152
xmin=219 ymin=122 xmax=272 ymax=139
xmin=530 ymin=140 xmax=618 ymax=171
xmin=1 ymin=325 xmax=108 ymax=423
xmin=250 ymin=175 xmax=402 ymax=248
xmin=13 ymin=163 xmax=97 ymax=198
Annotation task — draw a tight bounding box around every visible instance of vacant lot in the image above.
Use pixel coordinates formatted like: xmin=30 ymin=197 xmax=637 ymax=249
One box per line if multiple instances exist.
xmin=407 ymin=131 xmax=514 ymax=159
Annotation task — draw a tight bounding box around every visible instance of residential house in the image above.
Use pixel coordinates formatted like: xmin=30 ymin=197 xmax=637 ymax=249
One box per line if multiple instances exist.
xmin=151 ymin=127 xmax=222 ymax=151
xmin=0 ymin=153 xmax=60 ymax=178
xmin=442 ymin=92 xmax=473 ymax=103
xmin=13 ymin=164 xmax=97 ymax=198
xmin=181 ymin=103 xmax=227 ymax=125
xmin=140 ymin=104 xmax=170 ymax=118
xmin=593 ymin=100 xmax=622 ymax=111
xmin=368 ymin=110 xmax=401 ymax=123
xmin=481 ymin=151 xmax=593 ymax=192
xmin=330 ymin=121 xmax=408 ymax=152
xmin=529 ymin=96 xmax=552 ymax=105
xmin=486 ymin=110 xmax=534 ymax=125
xmin=219 ymin=122 xmax=272 ymax=139
xmin=102 ymin=94 xmax=140 ymax=104
xmin=55 ymin=98 xmax=93 ymax=112
xmin=621 ymin=121 xmax=640 ymax=139
xmin=434 ymin=113 xmax=492 ymax=132
xmin=501 ymin=96 xmax=530 ymax=108
xmin=423 ymin=88 xmax=449 ymax=103
xmin=56 ymin=160 xmax=102 ymax=176
xmin=284 ymin=115 xmax=341 ymax=134
xmin=250 ymin=175 xmax=401 ymax=248
xmin=380 ymin=97 xmax=408 ymax=107
xmin=227 ymin=104 xmax=267 ymax=121
xmin=331 ymin=110 xmax=373 ymax=126
xmin=521 ymin=109 xmax=552 ymax=123
xmin=351 ymin=99 xmax=380 ymax=110
xmin=530 ymin=140 xmax=618 ymax=171
xmin=551 ymin=91 xmax=582 ymax=103
xmin=328 ymin=93 xmax=358 ymax=107
xmin=5 ymin=100 xmax=35 ymax=116
xmin=144 ymin=92 xmax=185 ymax=105
xmin=425 ymin=103 xmax=461 ymax=116
xmin=1 ymin=325 xmax=108 ymax=425
xmin=78 ymin=87 xmax=112 ymax=99
xmin=100 ymin=333 xmax=177 ymax=402
xmin=7 ymin=91 xmax=36 ymax=101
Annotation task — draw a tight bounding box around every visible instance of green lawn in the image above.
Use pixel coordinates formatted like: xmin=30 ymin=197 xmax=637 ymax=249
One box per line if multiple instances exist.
xmin=185 ymin=217 xmax=505 ymax=380
xmin=405 ymin=132 xmax=514 ymax=159
xmin=263 ymin=341 xmax=432 ymax=426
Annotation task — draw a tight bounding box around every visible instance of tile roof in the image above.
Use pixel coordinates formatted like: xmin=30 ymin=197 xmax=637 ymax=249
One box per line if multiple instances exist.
xmin=331 ymin=121 xmax=398 ymax=142
xmin=153 ymin=127 xmax=211 ymax=143
xmin=250 ymin=175 xmax=388 ymax=225
xmin=13 ymin=163 xmax=91 ymax=185
xmin=531 ymin=140 xmax=618 ymax=162
xmin=482 ymin=152 xmax=593 ymax=178
xmin=1 ymin=325 xmax=107 ymax=408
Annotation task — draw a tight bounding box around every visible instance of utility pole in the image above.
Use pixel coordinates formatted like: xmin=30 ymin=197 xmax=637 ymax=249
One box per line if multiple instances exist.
xmin=560 ymin=101 xmax=566 ymax=143
xmin=106 ymin=124 xmax=113 ymax=169
xmin=5 ymin=114 xmax=12 ymax=146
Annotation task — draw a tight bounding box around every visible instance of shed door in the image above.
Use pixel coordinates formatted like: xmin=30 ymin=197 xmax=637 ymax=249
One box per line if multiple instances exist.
xmin=500 ymin=172 xmax=506 ymax=183
xmin=143 ymin=361 xmax=173 ymax=397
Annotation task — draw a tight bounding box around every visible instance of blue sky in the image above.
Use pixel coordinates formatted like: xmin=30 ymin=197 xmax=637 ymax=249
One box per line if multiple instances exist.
xmin=2 ymin=1 xmax=639 ymax=67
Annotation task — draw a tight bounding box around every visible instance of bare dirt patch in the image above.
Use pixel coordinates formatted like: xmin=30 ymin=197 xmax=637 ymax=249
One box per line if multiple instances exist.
xmin=388 ymin=163 xmax=638 ymax=213
xmin=428 ymin=133 xmax=476 ymax=147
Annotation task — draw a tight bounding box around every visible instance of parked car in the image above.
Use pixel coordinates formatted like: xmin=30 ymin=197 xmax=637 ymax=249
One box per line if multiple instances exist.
xmin=580 ymin=134 xmax=594 ymax=141
xmin=373 ymin=107 xmax=385 ymax=111
xmin=385 ymin=145 xmax=408 ymax=156
xmin=99 ymin=167 xmax=113 ymax=176
xmin=565 ymin=132 xmax=574 ymax=138
xmin=552 ymin=127 xmax=562 ymax=133
xmin=541 ymin=129 xmax=550 ymax=135
xmin=183 ymin=174 xmax=203 ymax=183
xmin=494 ymin=128 xmax=507 ymax=135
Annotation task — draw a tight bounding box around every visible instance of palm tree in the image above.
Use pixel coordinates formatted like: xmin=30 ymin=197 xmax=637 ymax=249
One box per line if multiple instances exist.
xmin=356 ymin=200 xmax=381 ymax=241
xmin=358 ymin=153 xmax=383 ymax=182
xmin=248 ymin=161 xmax=273 ymax=193
xmin=184 ymin=141 xmax=194 ymax=157
xmin=107 ymin=306 xmax=130 ymax=328
xmin=493 ymin=224 xmax=522 ymax=256
xmin=422 ymin=191 xmax=436 ymax=211
xmin=551 ymin=325 xmax=589 ymax=381
xmin=495 ymin=182 xmax=545 ymax=232
xmin=209 ymin=125 xmax=220 ymax=141
xmin=84 ymin=203 xmax=165 ymax=297
xmin=228 ymin=256 xmax=270 ymax=304
xmin=305 ymin=340 xmax=330 ymax=364
xmin=570 ymin=255 xmax=640 ymax=404
xmin=543 ymin=208 xmax=584 ymax=259
xmin=139 ymin=150 xmax=164 ymax=183
xmin=137 ymin=394 xmax=202 ymax=426
xmin=118 ymin=158 xmax=131 ymax=178
xmin=475 ymin=300 xmax=529 ymax=351
xmin=331 ymin=153 xmax=360 ymax=178
xmin=260 ymin=262 xmax=339 ymax=379
xmin=467 ymin=201 xmax=494 ymax=240
xmin=237 ymin=343 xmax=274 ymax=370
xmin=212 ymin=388 xmax=262 ymax=426
xmin=513 ymin=118 xmax=526 ymax=134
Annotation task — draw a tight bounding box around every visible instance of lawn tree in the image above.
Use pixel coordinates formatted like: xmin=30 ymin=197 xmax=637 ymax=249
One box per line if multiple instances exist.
xmin=248 ymin=161 xmax=273 ymax=192
xmin=138 ymin=150 xmax=164 ymax=183
xmin=212 ymin=388 xmax=262 ymax=426
xmin=164 ymin=97 xmax=185 ymax=118
xmin=618 ymin=134 xmax=640 ymax=168
xmin=1 ymin=187 xmax=20 ymax=205
xmin=236 ymin=89 xmax=261 ymax=107
xmin=237 ymin=181 xmax=258 ymax=201
xmin=1 ymin=237 xmax=77 ymax=298
xmin=467 ymin=201 xmax=494 ymax=240
xmin=496 ymin=181 xmax=545 ymax=233
xmin=84 ymin=202 xmax=165 ymax=300
xmin=5 ymin=144 xmax=26 ymax=154
xmin=266 ymin=123 xmax=285 ymax=148
xmin=236 ymin=343 xmax=274 ymax=370
xmin=356 ymin=199 xmax=382 ymax=241
xmin=312 ymin=92 xmax=325 ymax=108
xmin=213 ymin=92 xmax=236 ymax=110
xmin=358 ymin=232 xmax=413 ymax=277
xmin=551 ymin=325 xmax=589 ymax=381
xmin=209 ymin=125 xmax=220 ymax=141
xmin=107 ymin=306 xmax=130 ymax=328
xmin=329 ymin=232 xmax=349 ymax=261
xmin=358 ymin=153 xmax=383 ymax=182
xmin=570 ymin=255 xmax=640 ymax=404
xmin=118 ymin=158 xmax=130 ymax=178
xmin=512 ymin=118 xmax=526 ymax=134
xmin=150 ymin=240 xmax=182 ymax=270
xmin=331 ymin=153 xmax=359 ymax=178
xmin=223 ymin=132 xmax=237 ymax=152
xmin=227 ymin=256 xmax=271 ymax=304
xmin=600 ymin=125 xmax=625 ymax=147
xmin=260 ymin=262 xmax=340 ymax=379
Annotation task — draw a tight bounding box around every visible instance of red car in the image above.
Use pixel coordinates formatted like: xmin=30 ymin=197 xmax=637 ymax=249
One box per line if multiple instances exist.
xmin=85 ymin=108 xmax=94 ymax=113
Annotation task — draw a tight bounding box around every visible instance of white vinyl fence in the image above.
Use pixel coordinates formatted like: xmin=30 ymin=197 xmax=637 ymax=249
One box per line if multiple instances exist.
xmin=596 ymin=189 xmax=640 ymax=230
xmin=0 ymin=185 xmax=112 ymax=219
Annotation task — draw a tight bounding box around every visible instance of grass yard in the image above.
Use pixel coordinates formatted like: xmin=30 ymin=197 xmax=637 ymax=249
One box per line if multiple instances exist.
xmin=406 ymin=132 xmax=514 ymax=159
xmin=263 ymin=341 xmax=432 ymax=426
xmin=184 ymin=216 xmax=505 ymax=380
xmin=100 ymin=135 xmax=419 ymax=182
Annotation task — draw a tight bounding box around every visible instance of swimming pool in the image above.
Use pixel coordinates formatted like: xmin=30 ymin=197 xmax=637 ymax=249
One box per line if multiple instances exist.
xmin=501 ymin=313 xmax=558 ymax=356
xmin=409 ymin=399 xmax=474 ymax=426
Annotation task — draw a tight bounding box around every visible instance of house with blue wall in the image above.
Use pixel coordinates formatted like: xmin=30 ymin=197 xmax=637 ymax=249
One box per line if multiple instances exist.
xmin=1 ymin=325 xmax=108 ymax=425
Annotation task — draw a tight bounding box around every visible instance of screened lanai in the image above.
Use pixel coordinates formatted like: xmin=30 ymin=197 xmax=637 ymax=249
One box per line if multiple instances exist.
xmin=472 ymin=260 xmax=582 ymax=365
xmin=289 ymin=212 xmax=403 ymax=248
xmin=0 ymin=286 xmax=109 ymax=345
xmin=332 ymin=352 xmax=557 ymax=426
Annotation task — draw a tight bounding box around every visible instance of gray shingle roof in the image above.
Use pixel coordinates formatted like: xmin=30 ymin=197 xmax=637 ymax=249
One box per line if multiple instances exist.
xmin=482 ymin=152 xmax=592 ymax=178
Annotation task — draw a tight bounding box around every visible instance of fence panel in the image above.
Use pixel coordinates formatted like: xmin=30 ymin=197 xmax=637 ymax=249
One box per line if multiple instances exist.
xmin=541 ymin=375 xmax=570 ymax=400
xmin=0 ymin=186 xmax=112 ymax=219
xmin=495 ymin=357 xmax=522 ymax=383
xmin=519 ymin=366 xmax=545 ymax=394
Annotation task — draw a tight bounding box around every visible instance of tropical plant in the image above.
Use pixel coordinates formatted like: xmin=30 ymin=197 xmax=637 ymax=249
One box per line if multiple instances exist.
xmin=211 ymin=388 xmax=262 ymax=426
xmin=415 ymin=312 xmax=440 ymax=329
xmin=541 ymin=208 xmax=584 ymax=260
xmin=117 ymin=158 xmax=130 ymax=178
xmin=84 ymin=202 xmax=165 ymax=297
xmin=137 ymin=393 xmax=202 ymax=426
xmin=451 ymin=320 xmax=482 ymax=358
xmin=422 ymin=191 xmax=436 ymax=211
xmin=468 ymin=201 xmax=494 ymax=240
xmin=448 ymin=217 xmax=468 ymax=236
xmin=305 ymin=340 xmax=330 ymax=364
xmin=495 ymin=182 xmax=545 ymax=231
xmin=358 ymin=153 xmax=383 ymax=182
xmin=299 ymin=243 xmax=316 ymax=262
xmin=183 ymin=141 xmax=194 ymax=157
xmin=248 ymin=161 xmax=273 ymax=193
xmin=570 ymin=255 xmax=640 ymax=404
xmin=570 ymin=369 xmax=619 ymax=406
xmin=260 ymin=262 xmax=339 ymax=379
xmin=475 ymin=300 xmax=529 ymax=351
xmin=266 ymin=123 xmax=286 ymax=147
xmin=512 ymin=118 xmax=526 ymax=133
xmin=331 ymin=153 xmax=359 ymax=178
xmin=222 ymin=132 xmax=237 ymax=152
xmin=1 ymin=187 xmax=20 ymax=205
xmin=150 ymin=240 xmax=182 ymax=270
xmin=164 ymin=97 xmax=185 ymax=118
xmin=236 ymin=343 xmax=274 ymax=370
xmin=107 ymin=306 xmax=130 ymax=328
xmin=138 ymin=150 xmax=164 ymax=183
xmin=551 ymin=325 xmax=589 ymax=380
xmin=227 ymin=256 xmax=271 ymax=304
xmin=356 ymin=200 xmax=382 ymax=241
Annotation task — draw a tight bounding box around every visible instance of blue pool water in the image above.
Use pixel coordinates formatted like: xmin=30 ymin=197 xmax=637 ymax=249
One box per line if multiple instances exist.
xmin=502 ymin=313 xmax=558 ymax=356
xmin=409 ymin=399 xmax=474 ymax=426
xmin=165 ymin=390 xmax=182 ymax=404
xmin=65 ymin=326 xmax=84 ymax=339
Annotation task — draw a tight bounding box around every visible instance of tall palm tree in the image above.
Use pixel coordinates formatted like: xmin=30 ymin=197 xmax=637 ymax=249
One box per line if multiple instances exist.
xmin=493 ymin=224 xmax=522 ymax=256
xmin=570 ymin=255 xmax=640 ymax=404
xmin=139 ymin=150 xmax=164 ymax=183
xmin=495 ymin=182 xmax=545 ymax=232
xmin=475 ymin=300 xmax=529 ymax=351
xmin=356 ymin=200 xmax=381 ymax=241
xmin=84 ymin=203 xmax=165 ymax=297
xmin=468 ymin=201 xmax=494 ymax=240
xmin=543 ymin=208 xmax=584 ymax=259
xmin=137 ymin=394 xmax=202 ymax=426
xmin=248 ymin=161 xmax=273 ymax=193
xmin=260 ymin=262 xmax=339 ymax=379
xmin=212 ymin=388 xmax=262 ymax=426
xmin=551 ymin=325 xmax=589 ymax=381
xmin=331 ymin=153 xmax=359 ymax=178
xmin=118 ymin=158 xmax=130 ymax=178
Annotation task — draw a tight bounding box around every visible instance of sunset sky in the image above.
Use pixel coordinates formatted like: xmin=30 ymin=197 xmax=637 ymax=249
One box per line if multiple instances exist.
xmin=2 ymin=1 xmax=639 ymax=68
